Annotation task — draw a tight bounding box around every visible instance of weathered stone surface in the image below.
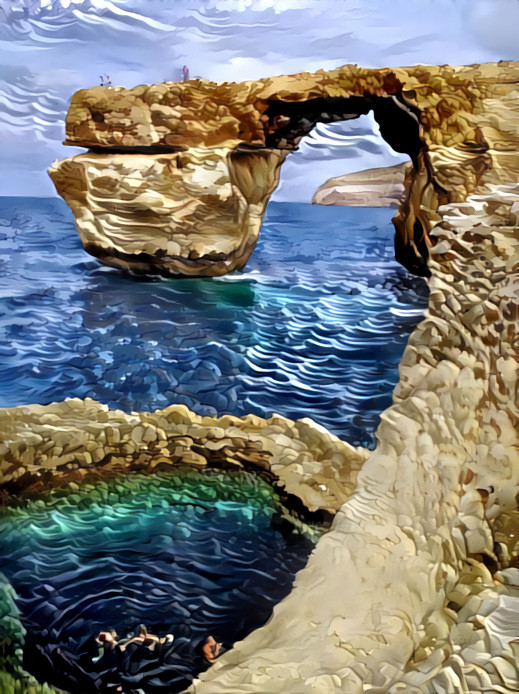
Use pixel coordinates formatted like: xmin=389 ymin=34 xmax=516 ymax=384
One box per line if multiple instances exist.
xmin=61 ymin=64 xmax=515 ymax=154
xmin=51 ymin=61 xmax=519 ymax=277
xmin=8 ymin=59 xmax=518 ymax=691
xmin=0 ymin=399 xmax=367 ymax=515
xmin=49 ymin=147 xmax=286 ymax=276
xmin=312 ymin=162 xmax=412 ymax=207
xmin=186 ymin=182 xmax=519 ymax=693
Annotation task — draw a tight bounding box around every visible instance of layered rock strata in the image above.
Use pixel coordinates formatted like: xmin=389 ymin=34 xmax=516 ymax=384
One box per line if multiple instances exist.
xmin=312 ymin=162 xmax=412 ymax=207
xmin=0 ymin=399 xmax=367 ymax=516
xmin=52 ymin=62 xmax=518 ymax=277
xmin=5 ymin=60 xmax=517 ymax=692
xmin=50 ymin=148 xmax=287 ymax=276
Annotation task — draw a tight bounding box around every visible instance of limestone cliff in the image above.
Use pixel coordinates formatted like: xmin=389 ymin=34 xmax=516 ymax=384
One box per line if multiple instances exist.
xmin=5 ymin=60 xmax=517 ymax=692
xmin=187 ymin=182 xmax=519 ymax=694
xmin=51 ymin=61 xmax=519 ymax=277
xmin=312 ymin=162 xmax=412 ymax=207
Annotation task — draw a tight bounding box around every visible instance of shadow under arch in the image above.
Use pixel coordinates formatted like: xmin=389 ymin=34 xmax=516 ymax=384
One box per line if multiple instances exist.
xmin=247 ymin=92 xmax=448 ymax=277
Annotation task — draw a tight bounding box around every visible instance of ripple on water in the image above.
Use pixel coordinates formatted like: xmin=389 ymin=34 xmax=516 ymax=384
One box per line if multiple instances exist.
xmin=0 ymin=471 xmax=317 ymax=693
xmin=0 ymin=198 xmax=428 ymax=448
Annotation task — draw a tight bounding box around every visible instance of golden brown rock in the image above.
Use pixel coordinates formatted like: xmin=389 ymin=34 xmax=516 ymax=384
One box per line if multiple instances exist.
xmin=49 ymin=147 xmax=286 ymax=276
xmin=50 ymin=61 xmax=519 ymax=277
xmin=7 ymin=59 xmax=518 ymax=692
xmin=0 ymin=399 xmax=367 ymax=515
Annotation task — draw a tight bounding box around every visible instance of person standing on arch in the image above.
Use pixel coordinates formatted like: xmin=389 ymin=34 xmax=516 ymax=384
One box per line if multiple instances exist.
xmin=183 ymin=65 xmax=189 ymax=82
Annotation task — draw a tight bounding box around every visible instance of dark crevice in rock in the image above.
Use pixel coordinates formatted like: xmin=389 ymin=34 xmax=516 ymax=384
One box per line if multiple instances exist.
xmin=82 ymin=242 xmax=245 ymax=278
xmin=263 ymin=94 xmax=424 ymax=162
xmin=262 ymin=93 xmax=435 ymax=276
xmin=66 ymin=143 xmax=189 ymax=154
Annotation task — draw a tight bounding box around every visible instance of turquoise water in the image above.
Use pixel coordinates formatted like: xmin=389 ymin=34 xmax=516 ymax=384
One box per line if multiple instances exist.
xmin=0 ymin=197 xmax=427 ymax=448
xmin=0 ymin=197 xmax=428 ymax=692
xmin=0 ymin=472 xmax=316 ymax=692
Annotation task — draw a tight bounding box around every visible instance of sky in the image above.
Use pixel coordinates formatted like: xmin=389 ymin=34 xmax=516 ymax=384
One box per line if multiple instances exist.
xmin=0 ymin=0 xmax=518 ymax=199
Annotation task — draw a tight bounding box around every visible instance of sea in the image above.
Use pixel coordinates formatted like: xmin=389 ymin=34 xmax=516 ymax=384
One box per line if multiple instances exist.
xmin=0 ymin=197 xmax=428 ymax=692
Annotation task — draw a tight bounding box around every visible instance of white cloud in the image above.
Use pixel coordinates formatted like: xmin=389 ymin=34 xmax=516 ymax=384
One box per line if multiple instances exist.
xmin=465 ymin=0 xmax=519 ymax=57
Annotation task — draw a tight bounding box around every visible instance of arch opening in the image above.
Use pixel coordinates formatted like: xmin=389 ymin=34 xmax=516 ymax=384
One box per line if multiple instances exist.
xmin=245 ymin=105 xmax=430 ymax=448
xmin=260 ymin=93 xmax=438 ymax=277
xmin=271 ymin=112 xmax=411 ymax=207
xmin=263 ymin=94 xmax=423 ymax=166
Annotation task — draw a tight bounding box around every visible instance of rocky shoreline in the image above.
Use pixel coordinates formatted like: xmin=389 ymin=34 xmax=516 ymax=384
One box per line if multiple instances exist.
xmin=2 ymin=60 xmax=518 ymax=692
xmin=0 ymin=399 xmax=368 ymax=517
xmin=2 ymin=179 xmax=518 ymax=691
xmin=186 ymin=182 xmax=519 ymax=694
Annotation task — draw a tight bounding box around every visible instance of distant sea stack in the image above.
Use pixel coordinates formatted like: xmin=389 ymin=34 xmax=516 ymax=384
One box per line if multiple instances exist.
xmin=312 ymin=162 xmax=412 ymax=207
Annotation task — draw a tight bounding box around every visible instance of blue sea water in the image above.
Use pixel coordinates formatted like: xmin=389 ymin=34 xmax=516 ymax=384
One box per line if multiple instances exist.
xmin=0 ymin=197 xmax=428 ymax=692
xmin=0 ymin=472 xmax=315 ymax=692
xmin=0 ymin=196 xmax=427 ymax=448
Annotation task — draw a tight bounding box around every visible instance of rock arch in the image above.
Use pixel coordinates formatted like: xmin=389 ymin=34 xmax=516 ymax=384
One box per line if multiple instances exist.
xmin=261 ymin=92 xmax=434 ymax=275
xmin=50 ymin=63 xmax=497 ymax=281
xmin=29 ymin=61 xmax=519 ymax=691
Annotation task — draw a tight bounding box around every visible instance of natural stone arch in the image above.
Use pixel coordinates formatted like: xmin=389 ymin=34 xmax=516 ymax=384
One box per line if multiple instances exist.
xmin=260 ymin=92 xmax=436 ymax=276
xmin=60 ymin=101 xmax=430 ymax=278
xmin=26 ymin=61 xmax=518 ymax=691
xmin=50 ymin=63 xmax=496 ymax=282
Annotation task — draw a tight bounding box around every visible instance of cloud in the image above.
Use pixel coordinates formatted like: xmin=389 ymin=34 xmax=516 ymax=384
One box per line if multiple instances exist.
xmin=379 ymin=34 xmax=438 ymax=59
xmin=465 ymin=0 xmax=519 ymax=57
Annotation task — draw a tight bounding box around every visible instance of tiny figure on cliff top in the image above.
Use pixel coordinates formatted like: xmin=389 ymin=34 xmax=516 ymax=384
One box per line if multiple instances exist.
xmin=183 ymin=65 xmax=190 ymax=82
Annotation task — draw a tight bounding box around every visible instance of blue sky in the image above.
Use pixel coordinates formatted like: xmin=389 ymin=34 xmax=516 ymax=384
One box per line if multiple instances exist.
xmin=0 ymin=0 xmax=518 ymax=198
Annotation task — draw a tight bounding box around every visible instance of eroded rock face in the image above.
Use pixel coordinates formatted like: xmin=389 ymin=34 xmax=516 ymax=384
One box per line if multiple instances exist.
xmin=312 ymin=162 xmax=412 ymax=207
xmin=11 ymin=60 xmax=518 ymax=692
xmin=185 ymin=186 xmax=519 ymax=694
xmin=0 ymin=399 xmax=367 ymax=516
xmin=49 ymin=147 xmax=286 ymax=277
xmin=51 ymin=61 xmax=518 ymax=277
